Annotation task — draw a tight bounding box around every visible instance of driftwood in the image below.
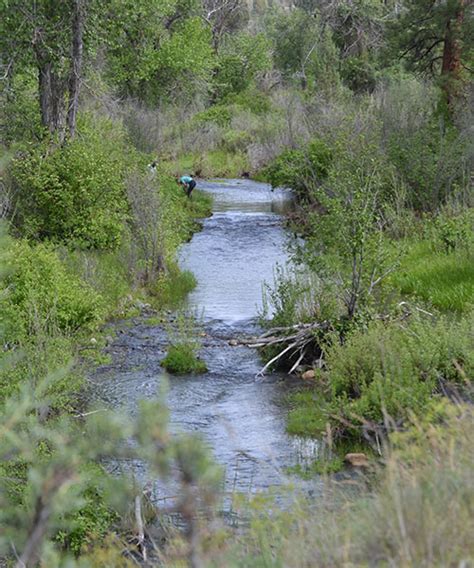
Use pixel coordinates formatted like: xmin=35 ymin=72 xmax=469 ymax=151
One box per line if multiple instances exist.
xmin=241 ymin=321 xmax=330 ymax=376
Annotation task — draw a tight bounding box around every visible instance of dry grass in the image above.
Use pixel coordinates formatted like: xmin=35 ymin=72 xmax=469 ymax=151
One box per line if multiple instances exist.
xmin=193 ymin=406 xmax=474 ymax=567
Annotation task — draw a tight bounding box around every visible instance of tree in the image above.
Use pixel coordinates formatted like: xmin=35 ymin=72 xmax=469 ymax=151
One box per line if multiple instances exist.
xmin=103 ymin=0 xmax=215 ymax=103
xmin=0 ymin=0 xmax=88 ymax=138
xmin=201 ymin=0 xmax=247 ymax=52
xmin=391 ymin=0 xmax=474 ymax=107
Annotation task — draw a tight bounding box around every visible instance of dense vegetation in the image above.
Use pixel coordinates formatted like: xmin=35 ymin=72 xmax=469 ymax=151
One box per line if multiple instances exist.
xmin=0 ymin=0 xmax=473 ymax=565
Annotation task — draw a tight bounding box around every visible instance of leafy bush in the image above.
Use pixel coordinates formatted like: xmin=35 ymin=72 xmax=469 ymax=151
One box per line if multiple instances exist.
xmin=0 ymin=240 xmax=103 ymax=344
xmin=55 ymin=466 xmax=119 ymax=555
xmin=387 ymin=120 xmax=469 ymax=211
xmin=194 ymin=105 xmax=232 ymax=127
xmin=9 ymin=115 xmax=130 ymax=249
xmin=263 ymin=139 xmax=332 ymax=200
xmin=322 ymin=313 xmax=474 ymax=439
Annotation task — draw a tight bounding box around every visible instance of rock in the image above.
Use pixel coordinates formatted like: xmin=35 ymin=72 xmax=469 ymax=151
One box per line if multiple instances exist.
xmin=344 ymin=453 xmax=369 ymax=467
xmin=136 ymin=301 xmax=151 ymax=311
xmin=105 ymin=335 xmax=114 ymax=345
xmin=90 ymin=337 xmax=97 ymax=345
xmin=228 ymin=339 xmax=239 ymax=346
xmin=302 ymin=369 xmax=315 ymax=381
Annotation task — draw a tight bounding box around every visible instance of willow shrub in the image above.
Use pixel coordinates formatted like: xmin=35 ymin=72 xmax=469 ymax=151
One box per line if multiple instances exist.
xmin=323 ymin=313 xmax=474 ymax=439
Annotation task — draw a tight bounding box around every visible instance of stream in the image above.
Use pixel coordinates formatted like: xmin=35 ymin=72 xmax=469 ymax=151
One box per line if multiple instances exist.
xmin=90 ymin=179 xmax=321 ymax=506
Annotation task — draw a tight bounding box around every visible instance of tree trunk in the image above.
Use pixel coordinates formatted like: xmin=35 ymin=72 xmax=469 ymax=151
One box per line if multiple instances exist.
xmin=67 ymin=0 xmax=86 ymax=139
xmin=34 ymin=43 xmax=65 ymax=136
xmin=441 ymin=0 xmax=465 ymax=108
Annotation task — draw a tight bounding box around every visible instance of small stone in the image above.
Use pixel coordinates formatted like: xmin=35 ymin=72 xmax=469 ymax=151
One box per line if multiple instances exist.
xmin=105 ymin=335 xmax=114 ymax=345
xmin=90 ymin=337 xmax=97 ymax=345
xmin=228 ymin=339 xmax=239 ymax=346
xmin=344 ymin=453 xmax=369 ymax=467
xmin=302 ymin=369 xmax=315 ymax=380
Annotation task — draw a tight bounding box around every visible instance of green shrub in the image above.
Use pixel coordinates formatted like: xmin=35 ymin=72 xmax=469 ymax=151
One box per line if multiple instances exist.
xmin=222 ymin=130 xmax=252 ymax=153
xmin=194 ymin=105 xmax=232 ymax=127
xmin=387 ymin=120 xmax=469 ymax=211
xmin=0 ymin=240 xmax=103 ymax=344
xmin=225 ymin=89 xmax=272 ymax=114
xmin=152 ymin=266 xmax=197 ymax=309
xmin=322 ymin=313 xmax=474 ymax=439
xmin=161 ymin=343 xmax=207 ymax=374
xmin=55 ymin=466 xmax=119 ymax=555
xmin=263 ymin=139 xmax=332 ymax=200
xmin=9 ymin=114 xmax=131 ymax=249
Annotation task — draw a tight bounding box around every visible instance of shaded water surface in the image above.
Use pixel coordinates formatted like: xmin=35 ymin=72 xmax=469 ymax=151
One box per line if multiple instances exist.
xmin=91 ymin=179 xmax=320 ymax=502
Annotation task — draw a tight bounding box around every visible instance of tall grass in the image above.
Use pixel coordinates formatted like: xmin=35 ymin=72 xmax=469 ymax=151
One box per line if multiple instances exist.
xmin=195 ymin=407 xmax=474 ymax=567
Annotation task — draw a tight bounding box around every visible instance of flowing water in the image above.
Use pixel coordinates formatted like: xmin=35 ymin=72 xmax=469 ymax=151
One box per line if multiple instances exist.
xmin=90 ymin=179 xmax=321 ymax=504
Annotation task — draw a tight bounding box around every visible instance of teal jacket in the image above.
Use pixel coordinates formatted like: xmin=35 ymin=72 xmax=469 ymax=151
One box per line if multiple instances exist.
xmin=180 ymin=175 xmax=193 ymax=184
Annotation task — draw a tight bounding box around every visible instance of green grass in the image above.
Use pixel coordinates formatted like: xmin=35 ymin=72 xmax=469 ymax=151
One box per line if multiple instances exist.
xmin=286 ymin=390 xmax=328 ymax=437
xmin=161 ymin=343 xmax=207 ymax=374
xmin=151 ymin=266 xmax=197 ymax=309
xmin=390 ymin=241 xmax=474 ymax=312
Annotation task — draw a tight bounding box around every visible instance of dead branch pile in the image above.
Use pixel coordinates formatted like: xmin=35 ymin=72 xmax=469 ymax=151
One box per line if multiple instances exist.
xmin=241 ymin=321 xmax=330 ymax=375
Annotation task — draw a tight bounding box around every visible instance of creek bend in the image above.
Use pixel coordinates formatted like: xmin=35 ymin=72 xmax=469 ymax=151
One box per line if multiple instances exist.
xmin=90 ymin=179 xmax=321 ymax=503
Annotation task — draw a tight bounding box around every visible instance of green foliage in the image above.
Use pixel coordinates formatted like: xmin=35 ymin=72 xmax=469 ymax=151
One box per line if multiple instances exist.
xmin=161 ymin=312 xmax=207 ymax=374
xmin=195 ymin=105 xmax=232 ymax=127
xmin=286 ymin=390 xmax=328 ymax=436
xmin=340 ymin=56 xmax=377 ymax=93
xmin=222 ymin=129 xmax=252 ymax=153
xmin=390 ymin=241 xmax=474 ymax=312
xmin=0 ymin=240 xmax=103 ymax=344
xmin=9 ymin=115 xmax=131 ymax=249
xmin=263 ymin=139 xmax=332 ymax=200
xmin=214 ymin=33 xmax=272 ymax=100
xmin=152 ymin=265 xmax=197 ymax=309
xmin=0 ymin=73 xmax=43 ymax=144
xmin=321 ymin=313 xmax=473 ymax=439
xmin=388 ymin=0 xmax=473 ymax=77
xmin=261 ymin=265 xmax=340 ymax=328
xmin=303 ymin=138 xmax=398 ymax=320
xmin=55 ymin=466 xmax=119 ymax=555
xmin=106 ymin=4 xmax=215 ymax=103
xmin=387 ymin=119 xmax=469 ymax=211
xmin=161 ymin=343 xmax=207 ymax=374
xmin=266 ymin=9 xmax=341 ymax=90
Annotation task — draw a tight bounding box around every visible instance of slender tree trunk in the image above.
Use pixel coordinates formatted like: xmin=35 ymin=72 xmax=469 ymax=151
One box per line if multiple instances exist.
xmin=67 ymin=0 xmax=85 ymax=139
xmin=34 ymin=44 xmax=65 ymax=136
xmin=37 ymin=58 xmax=53 ymax=130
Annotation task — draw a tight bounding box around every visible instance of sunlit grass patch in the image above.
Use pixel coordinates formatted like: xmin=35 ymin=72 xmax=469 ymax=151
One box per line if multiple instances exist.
xmin=390 ymin=241 xmax=474 ymax=312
